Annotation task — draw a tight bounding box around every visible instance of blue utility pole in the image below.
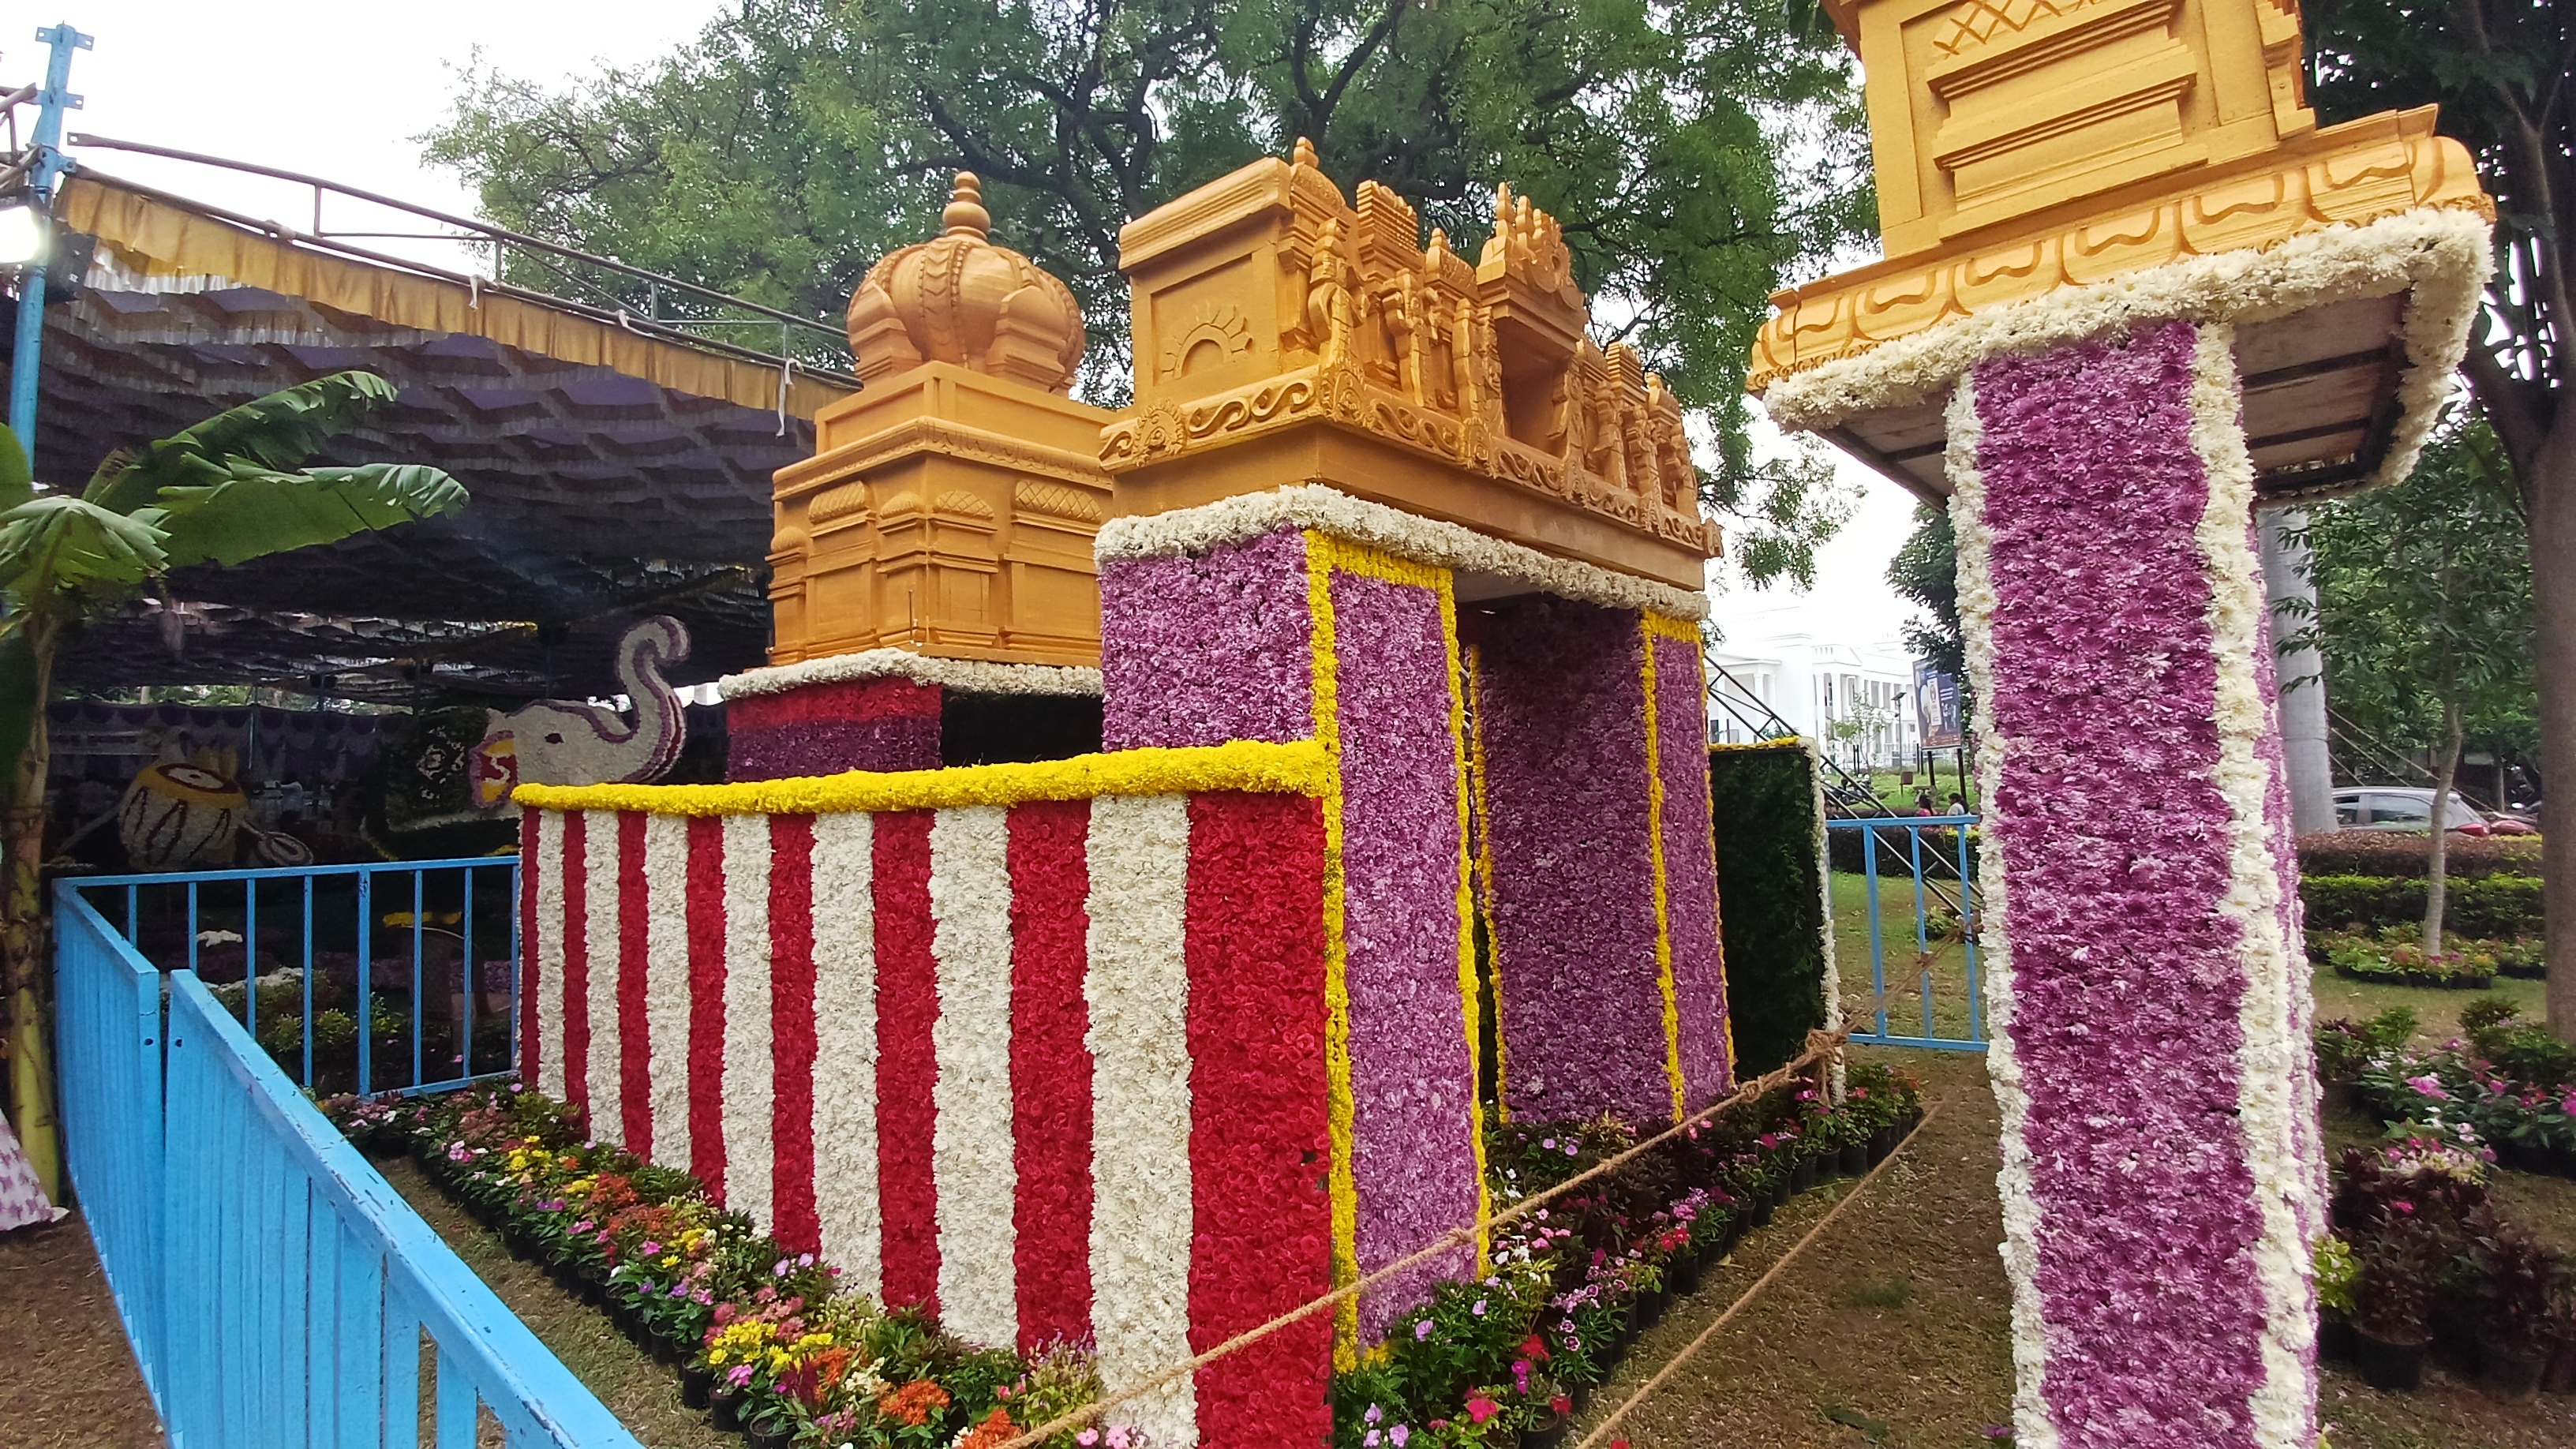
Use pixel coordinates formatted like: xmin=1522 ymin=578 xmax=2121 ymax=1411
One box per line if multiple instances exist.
xmin=8 ymin=21 xmax=92 ymax=453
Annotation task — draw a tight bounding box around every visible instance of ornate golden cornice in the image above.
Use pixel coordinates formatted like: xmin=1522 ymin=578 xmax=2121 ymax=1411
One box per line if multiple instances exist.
xmin=1750 ymin=107 xmax=2489 ymax=393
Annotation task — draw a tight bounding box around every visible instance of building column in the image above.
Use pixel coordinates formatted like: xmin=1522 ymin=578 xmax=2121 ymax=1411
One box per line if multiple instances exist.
xmin=1949 ymin=318 xmax=2319 ymax=1449
xmin=2259 ymin=506 xmax=2338 ymax=835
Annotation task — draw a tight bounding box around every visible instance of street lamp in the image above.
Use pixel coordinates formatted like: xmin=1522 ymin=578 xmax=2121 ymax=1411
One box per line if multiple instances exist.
xmin=0 ymin=201 xmax=42 ymax=267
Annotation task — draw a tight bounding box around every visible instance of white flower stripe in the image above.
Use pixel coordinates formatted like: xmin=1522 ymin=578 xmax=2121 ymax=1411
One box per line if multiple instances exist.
xmin=643 ymin=812 xmax=693 ymax=1168
xmin=809 ymin=811 xmax=882 ymax=1298
xmin=1094 ymin=484 xmax=1710 ymax=620
xmin=1803 ymin=736 xmax=1846 ymax=1100
xmin=532 ymin=808 xmax=567 ymax=1101
xmin=1084 ymin=794 xmax=1199 ymax=1449
xmin=929 ymin=804 xmax=1020 ymax=1350
xmin=1945 ymin=377 xmax=2059 ymax=1449
xmin=2189 ymin=324 xmax=2318 ymax=1448
xmin=584 ymin=810 xmax=623 ymax=1142
xmin=721 ymin=649 xmax=1104 ymax=701
xmin=723 ymin=813 xmax=777 ymax=1233
xmin=1763 ymin=207 xmax=2492 ymax=499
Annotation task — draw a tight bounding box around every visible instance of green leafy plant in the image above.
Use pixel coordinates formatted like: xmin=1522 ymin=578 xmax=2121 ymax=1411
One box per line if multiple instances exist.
xmin=1 ymin=376 xmax=465 ymax=1199
xmin=2315 ymin=1234 xmax=2360 ymax=1316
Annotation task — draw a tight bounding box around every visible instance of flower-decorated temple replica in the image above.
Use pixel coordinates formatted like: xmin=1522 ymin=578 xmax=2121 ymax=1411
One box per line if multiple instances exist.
xmin=511 ymin=152 xmax=1736 ymax=1448
xmin=729 ymin=174 xmax=1110 ymax=781
xmin=1750 ymin=2 xmax=2492 ymax=1445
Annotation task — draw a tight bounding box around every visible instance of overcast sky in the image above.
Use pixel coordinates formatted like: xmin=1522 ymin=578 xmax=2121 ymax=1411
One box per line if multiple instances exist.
xmin=17 ymin=2 xmax=1925 ymax=654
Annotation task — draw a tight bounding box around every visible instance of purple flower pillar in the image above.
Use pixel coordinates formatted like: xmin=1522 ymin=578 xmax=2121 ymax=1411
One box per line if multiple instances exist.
xmin=1466 ymin=597 xmax=1732 ymax=1126
xmin=1099 ymin=523 xmax=1486 ymax=1358
xmin=1951 ymin=319 xmax=2317 ymax=1449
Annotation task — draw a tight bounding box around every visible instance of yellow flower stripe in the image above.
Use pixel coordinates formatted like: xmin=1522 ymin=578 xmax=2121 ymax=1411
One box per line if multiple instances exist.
xmin=1467 ymin=643 xmax=1507 ymax=1121
xmin=1638 ymin=615 xmax=1687 ymax=1123
xmin=1302 ymin=531 xmax=1362 ymax=1368
xmin=1436 ymin=571 xmax=1494 ymax=1281
xmin=1646 ymin=616 xmax=1741 ymax=1084
xmin=513 ymin=739 xmax=1331 ymax=816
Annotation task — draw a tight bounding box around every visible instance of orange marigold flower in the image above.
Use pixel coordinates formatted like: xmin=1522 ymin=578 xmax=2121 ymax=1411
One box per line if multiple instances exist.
xmin=880 ymin=1379 xmax=953 ymax=1426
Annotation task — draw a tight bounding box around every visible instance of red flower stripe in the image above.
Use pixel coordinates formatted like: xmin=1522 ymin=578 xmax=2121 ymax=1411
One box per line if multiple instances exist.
xmin=729 ymin=674 xmax=942 ymax=727
xmin=518 ymin=809 xmax=540 ymax=1088
xmin=1184 ymin=792 xmax=1333 ymax=1449
xmin=686 ymin=814 xmax=729 ymax=1199
xmin=560 ymin=811 xmax=591 ymax=1120
xmin=874 ymin=810 xmax=942 ymax=1312
xmin=617 ymin=811 xmax=654 ymax=1151
xmin=770 ymin=814 xmax=822 ymax=1255
xmin=1007 ymin=799 xmax=1094 ymax=1352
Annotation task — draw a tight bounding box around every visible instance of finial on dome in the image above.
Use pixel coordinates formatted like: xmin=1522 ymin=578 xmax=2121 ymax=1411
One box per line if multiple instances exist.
xmin=943 ymin=172 xmax=991 ymax=238
xmin=1292 ymin=137 xmax=1319 ymax=169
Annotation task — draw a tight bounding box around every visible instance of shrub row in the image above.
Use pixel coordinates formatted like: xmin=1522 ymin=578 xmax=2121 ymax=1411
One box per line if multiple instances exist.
xmin=2295 ymin=832 xmax=2542 ymax=881
xmin=2300 ymin=874 xmax=2544 ymax=937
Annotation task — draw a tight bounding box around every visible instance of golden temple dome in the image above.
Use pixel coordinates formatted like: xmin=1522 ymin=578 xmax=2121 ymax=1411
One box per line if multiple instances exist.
xmin=845 ymin=173 xmax=1086 ymax=394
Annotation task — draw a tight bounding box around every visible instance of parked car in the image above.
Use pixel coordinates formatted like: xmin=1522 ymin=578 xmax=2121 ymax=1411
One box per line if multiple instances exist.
xmin=2331 ymin=786 xmax=2533 ymax=837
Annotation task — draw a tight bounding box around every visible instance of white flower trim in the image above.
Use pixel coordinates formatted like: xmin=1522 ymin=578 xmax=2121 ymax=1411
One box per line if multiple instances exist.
xmin=1802 ymin=736 xmax=1846 ymax=1102
xmin=2188 ymin=324 xmax=2319 ymax=1449
xmin=1084 ymin=794 xmax=1200 ymax=1449
xmin=928 ymin=805 xmax=1020 ymax=1350
xmin=583 ymin=811 xmax=624 ymax=1142
xmin=1945 ymin=377 xmax=2059 ymax=1449
xmin=722 ymin=649 xmax=1104 ymax=701
xmin=532 ymin=809 xmax=569 ymax=1101
xmin=1095 ymin=484 xmax=1711 ymax=621
xmin=810 ymin=811 xmax=883 ymax=1298
xmin=1765 ymin=207 xmax=2492 ymax=496
xmin=723 ymin=814 xmax=777 ymax=1233
xmin=643 ymin=812 xmax=695 ymax=1168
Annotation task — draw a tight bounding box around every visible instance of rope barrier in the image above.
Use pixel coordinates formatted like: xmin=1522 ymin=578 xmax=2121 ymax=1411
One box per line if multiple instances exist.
xmin=1569 ymin=1095 xmax=1950 ymax=1449
xmin=985 ymin=1028 xmax=1857 ymax=1449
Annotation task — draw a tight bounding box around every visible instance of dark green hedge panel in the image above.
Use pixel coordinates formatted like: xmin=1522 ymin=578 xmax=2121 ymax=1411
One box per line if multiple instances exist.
xmin=1710 ymin=743 xmax=1832 ymax=1077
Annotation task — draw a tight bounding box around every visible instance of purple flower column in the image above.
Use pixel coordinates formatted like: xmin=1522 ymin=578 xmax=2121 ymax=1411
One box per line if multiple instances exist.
xmin=1098 ymin=522 xmax=1486 ymax=1357
xmin=1954 ymin=319 xmax=2316 ymax=1449
xmin=1651 ymin=629 xmax=1733 ymax=1105
xmin=1469 ymin=597 xmax=1676 ymax=1125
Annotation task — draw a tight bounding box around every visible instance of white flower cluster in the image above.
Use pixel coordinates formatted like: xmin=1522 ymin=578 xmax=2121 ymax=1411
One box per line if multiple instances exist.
xmin=1763 ymin=207 xmax=2492 ymax=497
xmin=1093 ymin=484 xmax=1712 ymax=621
xmin=809 ymin=811 xmax=884 ymax=1298
xmin=2186 ymin=324 xmax=2320 ymax=1449
xmin=721 ymin=649 xmax=1105 ymax=701
xmin=532 ymin=810 xmax=570 ymax=1102
xmin=928 ymin=805 xmax=1022 ymax=1350
xmin=1081 ymin=795 xmax=1199 ymax=1449
xmin=583 ymin=811 xmax=624 ymax=1140
xmin=643 ymin=812 xmax=695 ymax=1170
xmin=723 ymin=813 xmax=778 ymax=1234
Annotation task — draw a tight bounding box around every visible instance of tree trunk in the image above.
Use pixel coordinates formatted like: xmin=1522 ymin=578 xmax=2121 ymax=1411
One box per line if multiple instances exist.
xmin=2424 ymin=702 xmax=2464 ymax=956
xmin=2534 ymin=425 xmax=2576 ymax=1041
xmin=2 ymin=615 xmax=60 ymax=1203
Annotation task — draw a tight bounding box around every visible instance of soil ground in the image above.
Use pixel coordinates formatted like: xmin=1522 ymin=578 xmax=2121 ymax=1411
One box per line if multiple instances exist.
xmin=0 ymin=1213 xmax=164 ymax=1449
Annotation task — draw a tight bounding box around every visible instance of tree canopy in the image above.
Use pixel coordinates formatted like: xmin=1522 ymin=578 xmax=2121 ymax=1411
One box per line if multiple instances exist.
xmin=423 ymin=0 xmax=1873 ymax=583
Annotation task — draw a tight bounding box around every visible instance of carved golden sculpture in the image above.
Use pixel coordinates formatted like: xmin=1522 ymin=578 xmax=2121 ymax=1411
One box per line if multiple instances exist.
xmin=770 ymin=175 xmax=1112 ymax=667
xmin=1105 ymin=142 xmax=1720 ymax=591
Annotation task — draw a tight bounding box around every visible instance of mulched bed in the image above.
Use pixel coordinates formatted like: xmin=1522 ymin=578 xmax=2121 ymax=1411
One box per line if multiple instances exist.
xmin=0 ymin=1213 xmax=165 ymax=1449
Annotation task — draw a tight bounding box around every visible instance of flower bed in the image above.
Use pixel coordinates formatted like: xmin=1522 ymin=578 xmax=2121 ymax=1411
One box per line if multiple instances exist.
xmin=2316 ymin=1137 xmax=2576 ymax=1396
xmin=323 ymin=1084 xmax=1149 ymax=1449
xmin=2348 ymin=1001 xmax=2576 ymax=1178
xmin=322 ymin=1061 xmax=1924 ymax=1449
xmin=1324 ymin=1062 xmax=1925 ymax=1448
xmin=2312 ymin=927 xmax=2503 ymax=990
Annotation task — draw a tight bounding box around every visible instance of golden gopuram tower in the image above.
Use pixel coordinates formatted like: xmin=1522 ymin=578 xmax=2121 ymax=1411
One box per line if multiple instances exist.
xmin=726 ymin=175 xmax=1110 ymax=780
xmin=1747 ymin=5 xmax=2495 ymax=1448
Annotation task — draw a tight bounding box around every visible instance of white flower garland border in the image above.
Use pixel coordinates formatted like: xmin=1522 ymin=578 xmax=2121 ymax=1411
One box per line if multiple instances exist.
xmin=1763 ymin=207 xmax=2492 ymax=497
xmin=1095 ymin=484 xmax=1711 ymax=622
xmin=721 ymin=649 xmax=1105 ymax=702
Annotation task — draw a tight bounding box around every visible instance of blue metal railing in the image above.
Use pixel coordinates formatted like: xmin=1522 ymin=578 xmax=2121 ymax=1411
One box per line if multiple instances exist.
xmin=1827 ymin=814 xmax=1986 ymax=1051
xmin=55 ymin=879 xmax=645 ymax=1449
xmin=68 ymin=857 xmax=520 ymax=1097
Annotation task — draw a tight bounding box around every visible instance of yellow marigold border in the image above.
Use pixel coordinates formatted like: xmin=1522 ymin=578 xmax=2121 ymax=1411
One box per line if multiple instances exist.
xmin=1638 ymin=615 xmax=1688 ymax=1123
xmin=512 ymin=740 xmax=1331 ymax=816
xmin=1467 ymin=643 xmax=1507 ymax=1121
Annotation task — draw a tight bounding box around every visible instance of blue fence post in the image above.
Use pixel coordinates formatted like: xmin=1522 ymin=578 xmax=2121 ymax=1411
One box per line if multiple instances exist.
xmin=301 ymin=874 xmax=316 ymax=1088
xmin=1826 ymin=816 xmax=1985 ymax=1051
xmin=412 ymin=870 xmax=426 ymax=1089
xmin=357 ymin=867 xmax=373 ymax=1096
xmin=1960 ymin=822 xmax=1983 ymax=1043
xmin=1861 ymin=825 xmax=1888 ymax=1039
xmin=462 ymin=867 xmax=477 ymax=1080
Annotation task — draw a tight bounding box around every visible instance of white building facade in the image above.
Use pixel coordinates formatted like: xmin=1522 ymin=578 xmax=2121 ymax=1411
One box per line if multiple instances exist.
xmin=1705 ymin=626 xmax=1923 ymax=771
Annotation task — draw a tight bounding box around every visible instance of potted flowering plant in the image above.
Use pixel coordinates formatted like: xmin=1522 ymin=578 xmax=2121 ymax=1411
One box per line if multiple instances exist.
xmin=2471 ymin=1219 xmax=2562 ymax=1403
xmin=2351 ymin=1218 xmax=2440 ymax=1391
xmin=2313 ymin=1234 xmax=2359 ymax=1364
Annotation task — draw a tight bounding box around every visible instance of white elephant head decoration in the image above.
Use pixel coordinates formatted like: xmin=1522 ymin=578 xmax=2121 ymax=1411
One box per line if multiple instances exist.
xmin=470 ymin=616 xmax=692 ymax=809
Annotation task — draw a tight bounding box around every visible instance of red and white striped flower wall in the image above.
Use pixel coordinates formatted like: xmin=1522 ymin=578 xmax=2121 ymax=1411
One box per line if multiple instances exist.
xmin=517 ymin=779 xmax=1335 ymax=1449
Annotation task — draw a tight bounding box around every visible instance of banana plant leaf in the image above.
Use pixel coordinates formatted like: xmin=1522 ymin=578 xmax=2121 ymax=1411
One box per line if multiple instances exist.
xmin=83 ymin=371 xmax=402 ymax=515
xmin=0 ymin=494 xmax=169 ymax=597
xmin=137 ymin=461 xmax=467 ymax=570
